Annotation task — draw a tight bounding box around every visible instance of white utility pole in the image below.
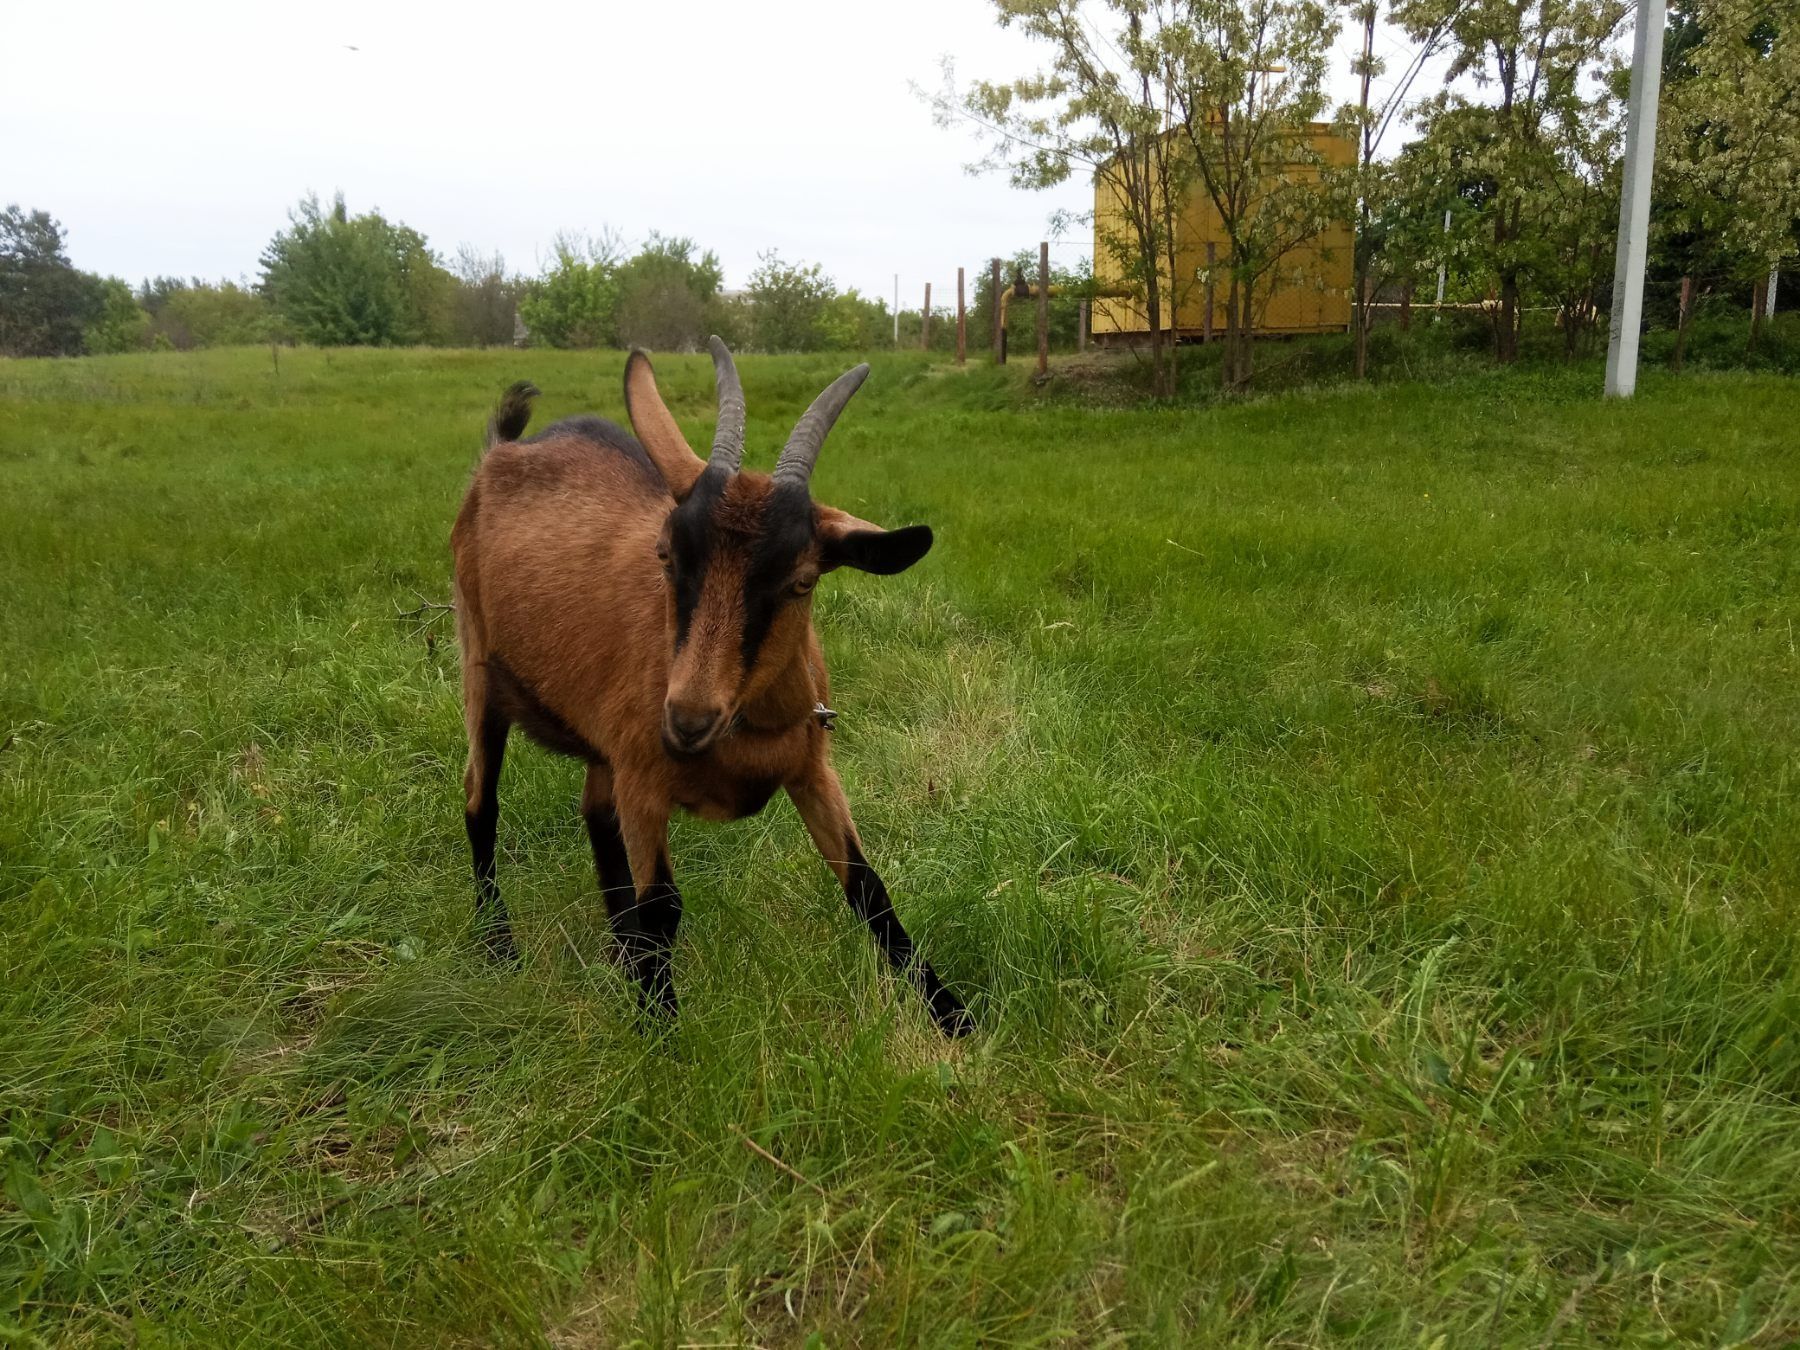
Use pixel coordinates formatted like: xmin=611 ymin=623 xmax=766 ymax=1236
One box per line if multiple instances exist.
xmin=1435 ymin=208 xmax=1451 ymax=308
xmin=1604 ymin=0 xmax=1668 ymax=398
xmin=1767 ymin=268 xmax=1780 ymax=318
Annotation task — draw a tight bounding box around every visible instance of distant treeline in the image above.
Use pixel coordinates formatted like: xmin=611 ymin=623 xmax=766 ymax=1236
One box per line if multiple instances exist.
xmin=1 ymin=195 xmax=1094 ymax=360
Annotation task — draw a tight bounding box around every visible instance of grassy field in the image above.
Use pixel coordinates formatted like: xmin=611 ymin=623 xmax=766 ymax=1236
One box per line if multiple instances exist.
xmin=3 ymin=345 xmax=1799 ymax=1346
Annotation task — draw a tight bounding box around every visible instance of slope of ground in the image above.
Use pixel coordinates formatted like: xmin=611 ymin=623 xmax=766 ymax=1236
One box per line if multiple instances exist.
xmin=3 ymin=347 xmax=1797 ymax=1344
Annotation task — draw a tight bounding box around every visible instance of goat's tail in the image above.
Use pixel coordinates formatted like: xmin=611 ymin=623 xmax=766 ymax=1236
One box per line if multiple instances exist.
xmin=486 ymin=380 xmax=540 ymax=449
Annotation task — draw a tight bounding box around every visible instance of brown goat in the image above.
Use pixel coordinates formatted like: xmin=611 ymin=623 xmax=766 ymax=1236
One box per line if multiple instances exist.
xmin=451 ymin=339 xmax=970 ymax=1036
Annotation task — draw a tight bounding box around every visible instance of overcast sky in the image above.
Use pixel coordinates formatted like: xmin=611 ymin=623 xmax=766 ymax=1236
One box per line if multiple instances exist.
xmin=8 ymin=0 xmax=1440 ymax=305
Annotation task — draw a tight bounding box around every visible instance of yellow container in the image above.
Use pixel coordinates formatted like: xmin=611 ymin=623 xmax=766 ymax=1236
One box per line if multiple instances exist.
xmin=1091 ymin=125 xmax=1354 ymax=340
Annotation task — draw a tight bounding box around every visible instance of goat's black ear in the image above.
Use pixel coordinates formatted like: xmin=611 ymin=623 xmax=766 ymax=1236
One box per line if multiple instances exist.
xmin=818 ymin=507 xmax=933 ymax=575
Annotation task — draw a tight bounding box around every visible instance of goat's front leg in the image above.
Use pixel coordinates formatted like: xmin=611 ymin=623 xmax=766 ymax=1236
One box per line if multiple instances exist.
xmin=607 ymin=787 xmax=682 ymax=1019
xmin=581 ymin=763 xmax=638 ymax=924
xmin=789 ymin=766 xmax=972 ymax=1038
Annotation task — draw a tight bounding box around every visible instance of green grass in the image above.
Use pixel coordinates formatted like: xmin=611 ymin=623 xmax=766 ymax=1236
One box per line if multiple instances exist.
xmin=3 ymin=344 xmax=1799 ymax=1346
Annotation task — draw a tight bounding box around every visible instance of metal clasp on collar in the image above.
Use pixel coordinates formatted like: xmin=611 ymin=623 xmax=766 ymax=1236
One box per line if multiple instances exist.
xmin=813 ymin=703 xmax=838 ymax=732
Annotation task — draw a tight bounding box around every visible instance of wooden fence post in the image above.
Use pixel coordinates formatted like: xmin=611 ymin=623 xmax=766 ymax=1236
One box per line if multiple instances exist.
xmin=1036 ymin=241 xmax=1050 ymax=378
xmin=1078 ymin=299 xmax=1088 ymax=352
xmin=956 ymin=267 xmax=966 ymax=365
xmin=992 ymin=258 xmax=1004 ymax=365
xmin=922 ymin=282 xmax=931 ymax=350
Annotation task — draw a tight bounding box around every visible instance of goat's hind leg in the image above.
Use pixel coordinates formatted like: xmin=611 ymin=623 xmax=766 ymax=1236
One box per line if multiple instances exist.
xmin=463 ymin=686 xmax=516 ymax=962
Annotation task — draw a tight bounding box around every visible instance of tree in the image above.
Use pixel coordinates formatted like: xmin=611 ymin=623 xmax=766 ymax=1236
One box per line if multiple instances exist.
xmin=1377 ymin=78 xmax=1621 ymax=360
xmin=941 ymin=0 xmax=1341 ymax=393
xmin=744 ymin=251 xmax=835 ymax=351
xmin=1535 ymin=106 xmax=1620 ymax=359
xmin=517 ymin=231 xmax=727 ymax=351
xmin=613 ymin=233 xmax=725 ymax=352
xmin=816 ymin=288 xmax=893 ymax=350
xmin=518 ymin=230 xmax=625 ymax=348
xmin=258 ymin=193 xmax=454 ymax=346
xmin=1359 ymin=142 xmax=1460 ymax=336
xmin=937 ymin=1 xmax=1189 ymax=397
xmin=1349 ymin=0 xmax=1386 ymax=379
xmin=0 ymin=206 xmax=103 ymax=357
xmin=140 ymin=279 xmax=272 ymax=350
xmin=1391 ymin=0 xmax=1626 ymax=361
xmin=1165 ymin=0 xmax=1343 ymax=387
xmin=448 ymin=246 xmax=526 ymax=348
xmin=84 ymin=278 xmax=150 ymax=354
xmin=616 ymin=278 xmax=704 ymax=352
xmin=1659 ymin=0 xmax=1800 ymax=354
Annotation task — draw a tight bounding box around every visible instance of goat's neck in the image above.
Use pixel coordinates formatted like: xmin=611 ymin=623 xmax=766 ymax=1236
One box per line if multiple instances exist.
xmin=739 ymin=644 xmax=819 ymax=733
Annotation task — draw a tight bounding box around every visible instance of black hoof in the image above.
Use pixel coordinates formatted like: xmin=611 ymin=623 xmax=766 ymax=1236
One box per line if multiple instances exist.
xmin=479 ymin=921 xmax=520 ymax=965
xmin=630 ymin=988 xmax=679 ymax=1036
xmin=922 ymin=976 xmax=975 ymax=1039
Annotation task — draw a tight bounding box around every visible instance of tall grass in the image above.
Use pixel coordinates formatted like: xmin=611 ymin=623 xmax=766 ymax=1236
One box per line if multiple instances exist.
xmin=3 ymin=346 xmax=1798 ymax=1345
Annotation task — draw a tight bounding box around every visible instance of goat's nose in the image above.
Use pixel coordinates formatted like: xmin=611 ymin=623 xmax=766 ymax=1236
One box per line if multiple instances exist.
xmin=664 ymin=703 xmax=724 ymax=750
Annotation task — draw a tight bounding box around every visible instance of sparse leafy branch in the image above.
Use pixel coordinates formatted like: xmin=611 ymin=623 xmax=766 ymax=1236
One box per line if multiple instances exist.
xmin=394 ymin=590 xmax=456 ymax=648
xmin=1659 ymin=0 xmax=1800 ymax=352
xmin=1162 ymin=0 xmax=1342 ymax=387
xmin=928 ymin=2 xmax=1189 ymax=396
xmin=1388 ymin=0 xmax=1627 ymax=361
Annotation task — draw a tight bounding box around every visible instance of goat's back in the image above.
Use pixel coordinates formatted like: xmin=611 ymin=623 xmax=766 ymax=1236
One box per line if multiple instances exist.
xmin=453 ymin=419 xmax=674 ymax=763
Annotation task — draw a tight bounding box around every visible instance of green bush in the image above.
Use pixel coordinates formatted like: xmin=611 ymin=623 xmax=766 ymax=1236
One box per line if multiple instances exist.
xmin=139 ymin=279 xmax=272 ymax=350
xmin=259 ymin=194 xmax=453 ymax=346
xmin=82 ymin=278 xmax=150 ymax=354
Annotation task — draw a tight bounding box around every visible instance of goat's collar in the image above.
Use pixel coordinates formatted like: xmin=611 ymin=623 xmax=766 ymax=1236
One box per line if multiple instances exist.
xmin=730 ymin=655 xmax=833 ymax=738
xmin=727 ymin=701 xmax=839 ymax=738
xmin=808 ymin=658 xmax=836 ymax=729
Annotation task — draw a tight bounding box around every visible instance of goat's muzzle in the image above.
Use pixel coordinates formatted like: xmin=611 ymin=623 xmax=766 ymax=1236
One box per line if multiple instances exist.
xmin=662 ymin=701 xmax=727 ymax=757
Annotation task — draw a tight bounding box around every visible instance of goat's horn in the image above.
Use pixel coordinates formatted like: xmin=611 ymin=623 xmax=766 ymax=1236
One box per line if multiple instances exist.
xmin=772 ymin=363 xmax=870 ymax=490
xmin=707 ymin=336 xmax=746 ymax=473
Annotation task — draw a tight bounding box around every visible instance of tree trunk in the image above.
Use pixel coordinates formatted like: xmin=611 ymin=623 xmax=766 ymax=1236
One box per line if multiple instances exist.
xmin=1203 ymin=243 xmax=1217 ymax=345
xmin=1492 ymin=195 xmax=1519 ymax=364
xmin=1671 ymin=275 xmax=1693 ymax=371
xmin=1146 ymin=272 xmax=1167 ymax=399
xmin=1353 ymin=2 xmax=1376 ymax=381
xmin=1496 ymin=272 xmax=1520 ymax=363
xmin=1163 ymin=301 xmax=1179 ymax=395
xmin=1223 ymin=278 xmax=1241 ymax=390
xmin=1354 ymin=271 xmax=1371 ymax=379
xmin=1223 ymin=276 xmax=1254 ymax=390
xmin=1750 ymin=277 xmax=1768 ymax=355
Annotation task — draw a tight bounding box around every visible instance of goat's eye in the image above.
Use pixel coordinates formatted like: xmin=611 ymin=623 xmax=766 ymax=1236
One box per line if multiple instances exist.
xmin=792 ymin=577 xmax=816 ymax=597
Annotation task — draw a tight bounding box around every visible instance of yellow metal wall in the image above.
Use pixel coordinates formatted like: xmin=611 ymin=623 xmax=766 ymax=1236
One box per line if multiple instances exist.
xmin=1092 ymin=126 xmax=1353 ymax=338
